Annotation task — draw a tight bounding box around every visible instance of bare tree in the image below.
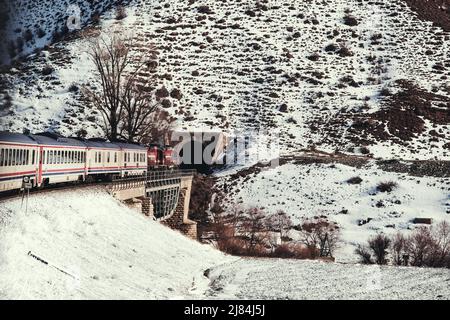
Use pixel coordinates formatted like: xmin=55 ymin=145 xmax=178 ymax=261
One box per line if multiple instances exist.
xmin=266 ymin=210 xmax=292 ymax=243
xmin=406 ymin=226 xmax=434 ymax=267
xmin=368 ymin=234 xmax=391 ymax=265
xmin=300 ymin=218 xmax=340 ymax=258
xmin=240 ymin=207 xmax=269 ymax=254
xmin=83 ymin=32 xmax=162 ymax=142
xmin=432 ymin=221 xmax=450 ymax=266
xmin=139 ymin=109 xmax=175 ymax=145
xmin=391 ymin=232 xmax=407 ymax=266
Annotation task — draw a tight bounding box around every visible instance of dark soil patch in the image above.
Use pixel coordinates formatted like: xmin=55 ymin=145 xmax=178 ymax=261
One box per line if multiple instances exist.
xmin=350 ymin=80 xmax=449 ymax=142
xmin=403 ymin=0 xmax=450 ymax=31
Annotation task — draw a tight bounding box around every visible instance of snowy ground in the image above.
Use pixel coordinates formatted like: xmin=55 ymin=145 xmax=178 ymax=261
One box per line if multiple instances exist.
xmin=0 ymin=187 xmax=449 ymax=300
xmin=217 ymin=160 xmax=450 ymax=262
xmin=0 ymin=188 xmax=230 ymax=299
xmin=205 ymin=258 xmax=450 ymax=300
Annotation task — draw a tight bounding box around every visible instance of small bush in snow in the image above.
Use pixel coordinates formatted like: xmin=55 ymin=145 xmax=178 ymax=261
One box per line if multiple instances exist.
xmin=116 ymin=6 xmax=127 ymax=20
xmin=343 ymin=15 xmax=358 ymax=26
xmin=347 ymin=176 xmax=363 ymax=184
xmin=355 ymin=245 xmax=374 ymax=264
xmin=376 ymin=181 xmax=398 ymax=193
xmin=41 ymin=66 xmax=54 ymax=76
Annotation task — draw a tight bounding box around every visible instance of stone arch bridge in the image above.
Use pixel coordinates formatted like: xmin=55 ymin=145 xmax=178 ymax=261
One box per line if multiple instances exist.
xmin=107 ymin=170 xmax=197 ymax=239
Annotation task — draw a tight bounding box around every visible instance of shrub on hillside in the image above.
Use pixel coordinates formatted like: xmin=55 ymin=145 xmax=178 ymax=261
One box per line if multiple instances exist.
xmin=377 ymin=181 xmax=398 ymax=193
xmin=116 ymin=6 xmax=127 ymax=20
xmin=343 ymin=15 xmax=358 ymax=26
xmin=347 ymin=176 xmax=363 ymax=184
xmin=355 ymin=245 xmax=374 ymax=264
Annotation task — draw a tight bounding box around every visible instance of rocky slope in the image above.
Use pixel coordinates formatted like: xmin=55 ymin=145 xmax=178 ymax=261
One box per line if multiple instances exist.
xmin=0 ymin=0 xmax=448 ymax=160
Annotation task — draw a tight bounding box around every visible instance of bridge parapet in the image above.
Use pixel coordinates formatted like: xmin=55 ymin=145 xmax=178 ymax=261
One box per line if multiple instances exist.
xmin=107 ymin=169 xmax=198 ymax=239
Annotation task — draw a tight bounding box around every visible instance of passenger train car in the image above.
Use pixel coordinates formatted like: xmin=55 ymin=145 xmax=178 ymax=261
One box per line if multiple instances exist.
xmin=0 ymin=131 xmax=174 ymax=193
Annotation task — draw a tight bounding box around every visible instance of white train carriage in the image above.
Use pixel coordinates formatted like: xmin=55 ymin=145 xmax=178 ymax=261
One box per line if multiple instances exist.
xmin=0 ymin=132 xmax=40 ymax=191
xmin=30 ymin=133 xmax=88 ymax=186
xmin=85 ymin=139 xmax=121 ymax=179
xmin=114 ymin=142 xmax=148 ymax=176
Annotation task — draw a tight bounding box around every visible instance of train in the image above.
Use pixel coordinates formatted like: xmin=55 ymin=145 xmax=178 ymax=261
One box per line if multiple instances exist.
xmin=0 ymin=131 xmax=175 ymax=193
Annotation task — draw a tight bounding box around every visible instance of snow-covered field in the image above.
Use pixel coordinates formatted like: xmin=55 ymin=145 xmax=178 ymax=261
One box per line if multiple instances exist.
xmin=217 ymin=160 xmax=450 ymax=261
xmin=205 ymin=258 xmax=450 ymax=300
xmin=0 ymin=187 xmax=449 ymax=300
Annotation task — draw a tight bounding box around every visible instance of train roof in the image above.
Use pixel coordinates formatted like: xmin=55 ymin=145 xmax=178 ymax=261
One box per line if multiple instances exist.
xmin=0 ymin=131 xmax=147 ymax=150
xmin=30 ymin=132 xmax=87 ymax=147
xmin=83 ymin=139 xmax=120 ymax=150
xmin=114 ymin=142 xmax=148 ymax=151
xmin=0 ymin=131 xmax=39 ymax=145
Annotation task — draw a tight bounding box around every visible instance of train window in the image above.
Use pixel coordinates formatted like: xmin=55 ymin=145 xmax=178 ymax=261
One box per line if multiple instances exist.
xmin=107 ymin=152 xmax=110 ymax=163
xmin=25 ymin=150 xmax=29 ymax=165
xmin=32 ymin=150 xmax=35 ymax=165
xmin=114 ymin=152 xmax=118 ymax=163
xmin=11 ymin=149 xmax=16 ymax=166
xmin=0 ymin=148 xmax=3 ymax=166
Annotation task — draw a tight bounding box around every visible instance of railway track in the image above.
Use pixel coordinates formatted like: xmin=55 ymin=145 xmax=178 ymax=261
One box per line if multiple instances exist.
xmin=0 ymin=169 xmax=198 ymax=202
xmin=0 ymin=181 xmax=111 ymax=202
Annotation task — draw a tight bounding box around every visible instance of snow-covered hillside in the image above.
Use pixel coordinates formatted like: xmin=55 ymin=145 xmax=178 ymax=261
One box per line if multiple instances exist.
xmin=0 ymin=0 xmax=118 ymax=65
xmin=0 ymin=187 xmax=448 ymax=300
xmin=217 ymin=158 xmax=450 ymax=261
xmin=0 ymin=0 xmax=448 ymax=160
xmin=0 ymin=188 xmax=229 ymax=299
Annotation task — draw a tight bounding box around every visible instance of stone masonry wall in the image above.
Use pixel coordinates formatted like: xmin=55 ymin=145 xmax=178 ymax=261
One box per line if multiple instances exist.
xmin=162 ymin=189 xmax=198 ymax=240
